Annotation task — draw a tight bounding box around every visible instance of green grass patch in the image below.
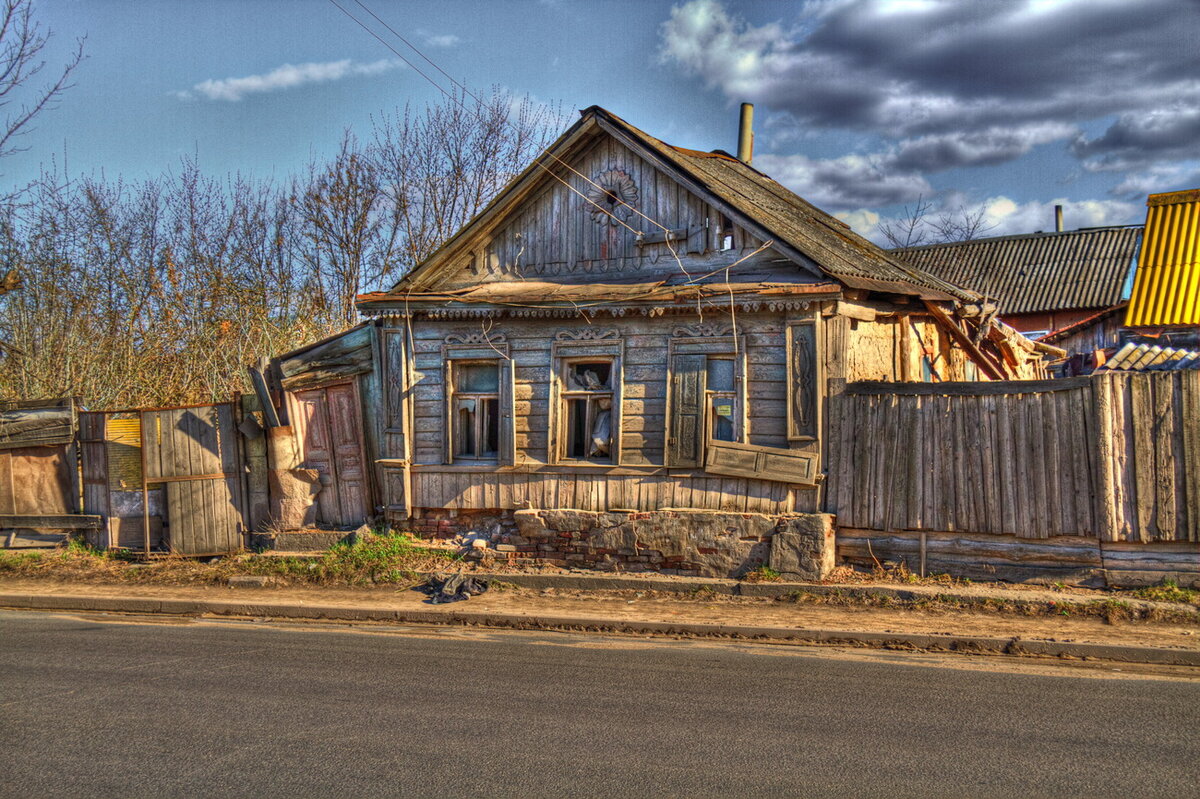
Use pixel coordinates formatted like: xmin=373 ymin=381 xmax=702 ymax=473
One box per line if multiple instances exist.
xmin=744 ymin=565 xmax=782 ymax=583
xmin=1131 ymin=579 xmax=1199 ymax=607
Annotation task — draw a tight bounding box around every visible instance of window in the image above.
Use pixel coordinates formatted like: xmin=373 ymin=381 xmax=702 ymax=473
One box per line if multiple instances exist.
xmin=561 ymin=359 xmax=614 ymax=461
xmin=452 ymin=362 xmax=500 ymax=459
xmin=668 ymin=350 xmax=744 ymax=468
xmin=718 ymin=214 xmax=735 ymax=251
xmin=706 ymin=357 xmax=738 ymax=442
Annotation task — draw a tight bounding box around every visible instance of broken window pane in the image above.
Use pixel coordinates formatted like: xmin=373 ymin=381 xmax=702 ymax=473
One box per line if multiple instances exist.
xmin=569 ymin=361 xmax=611 ymax=391
xmin=562 ymin=358 xmax=615 ymax=462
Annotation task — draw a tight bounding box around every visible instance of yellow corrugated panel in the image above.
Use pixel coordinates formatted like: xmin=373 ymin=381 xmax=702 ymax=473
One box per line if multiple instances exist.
xmin=105 ymin=416 xmax=142 ymax=491
xmin=1126 ymin=189 xmax=1200 ymax=326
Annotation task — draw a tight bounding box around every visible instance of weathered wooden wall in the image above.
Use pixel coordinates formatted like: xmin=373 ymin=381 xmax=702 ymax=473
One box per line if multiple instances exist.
xmin=383 ymin=308 xmax=827 ymax=515
xmin=439 ymin=135 xmax=774 ymax=288
xmin=828 ymin=372 xmax=1199 ymax=544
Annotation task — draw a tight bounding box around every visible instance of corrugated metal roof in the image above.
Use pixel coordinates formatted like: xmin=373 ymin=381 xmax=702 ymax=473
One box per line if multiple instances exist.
xmin=1096 ymin=341 xmax=1200 ymax=372
xmin=1125 ymin=188 xmax=1200 ymax=326
xmin=891 ymin=226 xmax=1141 ymax=315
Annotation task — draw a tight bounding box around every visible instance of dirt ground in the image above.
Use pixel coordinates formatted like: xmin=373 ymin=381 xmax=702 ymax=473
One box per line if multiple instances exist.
xmin=2 ymin=576 xmax=1196 ymax=652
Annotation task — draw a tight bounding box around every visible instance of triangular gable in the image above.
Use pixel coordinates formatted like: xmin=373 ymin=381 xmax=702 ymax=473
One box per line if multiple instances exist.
xmin=384 ymin=107 xmax=974 ymax=302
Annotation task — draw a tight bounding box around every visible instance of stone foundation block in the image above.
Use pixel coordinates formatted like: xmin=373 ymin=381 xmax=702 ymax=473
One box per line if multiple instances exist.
xmin=769 ymin=514 xmax=836 ymax=580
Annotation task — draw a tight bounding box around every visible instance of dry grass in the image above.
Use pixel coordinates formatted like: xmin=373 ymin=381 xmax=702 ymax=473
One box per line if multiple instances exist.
xmin=0 ymin=535 xmax=460 ymax=588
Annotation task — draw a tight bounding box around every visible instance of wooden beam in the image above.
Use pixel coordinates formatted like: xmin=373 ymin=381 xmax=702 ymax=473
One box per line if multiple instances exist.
xmin=846 ymin=377 xmax=1089 ymax=396
xmin=635 ymin=227 xmax=688 ymax=246
xmin=0 ymin=514 xmax=103 ymax=530
xmin=922 ymin=300 xmax=1007 ymax=380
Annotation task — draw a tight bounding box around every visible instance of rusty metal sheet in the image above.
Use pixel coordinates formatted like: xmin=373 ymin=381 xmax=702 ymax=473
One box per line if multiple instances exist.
xmin=0 ymin=446 xmax=74 ymax=515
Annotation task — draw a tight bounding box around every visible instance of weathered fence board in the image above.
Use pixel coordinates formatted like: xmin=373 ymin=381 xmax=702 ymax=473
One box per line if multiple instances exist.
xmin=829 ymin=373 xmax=1197 ymax=543
xmin=141 ymin=403 xmax=245 ymax=555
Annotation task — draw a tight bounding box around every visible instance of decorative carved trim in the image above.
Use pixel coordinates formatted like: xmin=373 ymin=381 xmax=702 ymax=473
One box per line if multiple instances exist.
xmin=672 ymin=322 xmax=733 ymax=338
xmin=444 ymin=332 xmax=507 ymax=345
xmin=554 ymin=328 xmax=619 ymax=342
xmin=585 ymin=169 xmax=639 ymax=226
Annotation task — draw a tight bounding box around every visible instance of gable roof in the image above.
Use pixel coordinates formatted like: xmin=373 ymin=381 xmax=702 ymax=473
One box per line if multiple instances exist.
xmin=368 ymin=106 xmax=975 ymax=306
xmin=891 ymin=226 xmax=1141 ymax=316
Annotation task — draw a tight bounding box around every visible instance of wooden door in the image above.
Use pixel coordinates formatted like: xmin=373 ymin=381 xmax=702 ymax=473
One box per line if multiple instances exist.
xmin=294 ymin=382 xmax=370 ymax=526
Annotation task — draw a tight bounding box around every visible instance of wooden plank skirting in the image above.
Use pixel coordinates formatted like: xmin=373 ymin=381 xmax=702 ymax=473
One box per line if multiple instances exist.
xmin=385 ymin=464 xmax=801 ymax=515
xmin=838 ymin=528 xmax=1200 ymax=588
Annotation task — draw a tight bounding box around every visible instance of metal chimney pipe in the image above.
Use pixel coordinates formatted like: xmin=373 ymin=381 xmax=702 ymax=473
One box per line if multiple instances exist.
xmin=737 ymin=103 xmax=754 ymax=164
xmin=1054 ymin=204 xmax=1064 ymax=232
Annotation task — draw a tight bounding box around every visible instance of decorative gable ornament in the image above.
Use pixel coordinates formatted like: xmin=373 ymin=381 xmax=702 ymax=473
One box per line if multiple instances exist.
xmin=585 ymin=169 xmax=638 ymax=226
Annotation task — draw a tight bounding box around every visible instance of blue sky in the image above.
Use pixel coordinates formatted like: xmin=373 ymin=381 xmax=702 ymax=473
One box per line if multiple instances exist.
xmin=9 ymin=0 xmax=1200 ymax=243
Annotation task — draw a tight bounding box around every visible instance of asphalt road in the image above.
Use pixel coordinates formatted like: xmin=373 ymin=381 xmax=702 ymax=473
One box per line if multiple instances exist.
xmin=1 ymin=611 xmax=1197 ymax=798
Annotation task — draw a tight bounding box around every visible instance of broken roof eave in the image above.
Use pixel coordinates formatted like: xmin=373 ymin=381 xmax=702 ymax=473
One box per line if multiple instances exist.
xmin=356 ymin=281 xmax=845 ymax=315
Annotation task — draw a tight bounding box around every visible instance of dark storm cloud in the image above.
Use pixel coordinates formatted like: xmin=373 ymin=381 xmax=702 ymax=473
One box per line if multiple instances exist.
xmin=1072 ymin=107 xmax=1200 ymax=171
xmin=661 ymin=0 xmax=1200 ymax=162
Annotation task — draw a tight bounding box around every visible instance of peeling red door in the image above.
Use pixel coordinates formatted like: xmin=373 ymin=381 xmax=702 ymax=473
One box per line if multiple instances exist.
xmin=294 ymin=382 xmax=370 ymax=526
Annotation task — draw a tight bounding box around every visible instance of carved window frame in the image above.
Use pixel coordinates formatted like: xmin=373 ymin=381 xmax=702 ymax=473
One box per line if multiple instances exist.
xmin=664 ymin=324 xmax=748 ymax=468
xmin=441 ymin=335 xmax=514 ymax=465
xmin=548 ymin=330 xmax=624 ymax=466
xmin=786 ymin=319 xmax=822 ymax=442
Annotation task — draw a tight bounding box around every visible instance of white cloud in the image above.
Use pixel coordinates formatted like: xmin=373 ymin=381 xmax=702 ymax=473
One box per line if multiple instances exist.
xmin=180 ymin=59 xmax=401 ymax=102
xmin=1110 ymin=162 xmax=1200 ymax=198
xmin=416 ymin=29 xmax=461 ymax=48
xmin=835 ymin=208 xmax=880 ymax=236
xmin=850 ymin=195 xmax=1142 ymax=246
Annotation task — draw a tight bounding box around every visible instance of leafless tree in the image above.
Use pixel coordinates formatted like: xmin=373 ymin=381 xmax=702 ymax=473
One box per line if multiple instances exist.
xmin=0 ymin=87 xmax=568 ymax=408
xmin=0 ymin=0 xmax=84 ymax=162
xmin=879 ymin=195 xmax=996 ymax=249
xmin=371 ymin=87 xmax=568 ymax=274
xmin=877 ymin=195 xmax=936 ymax=249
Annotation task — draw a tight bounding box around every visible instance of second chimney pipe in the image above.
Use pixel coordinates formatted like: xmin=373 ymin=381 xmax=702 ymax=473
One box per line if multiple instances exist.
xmin=737 ymin=103 xmax=754 ymax=164
xmin=1055 ymin=204 xmax=1064 ymax=232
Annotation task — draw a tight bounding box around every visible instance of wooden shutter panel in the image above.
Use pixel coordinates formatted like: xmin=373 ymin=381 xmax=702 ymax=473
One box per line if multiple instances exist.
xmin=443 ymin=361 xmax=454 ymax=465
xmin=704 ymin=439 xmax=820 ymax=486
xmin=668 ymin=353 xmax=706 ymax=468
xmin=498 ymin=358 xmax=515 ymax=466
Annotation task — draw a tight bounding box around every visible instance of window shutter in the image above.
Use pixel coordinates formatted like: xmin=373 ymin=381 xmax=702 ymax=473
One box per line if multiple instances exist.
xmin=443 ymin=361 xmax=455 ymax=465
xmin=498 ymin=358 xmax=515 ymax=466
xmin=668 ymin=353 xmax=706 ymax=467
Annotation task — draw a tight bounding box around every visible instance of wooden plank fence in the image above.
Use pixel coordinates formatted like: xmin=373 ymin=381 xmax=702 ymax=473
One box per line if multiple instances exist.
xmin=827 ymin=372 xmax=1199 ymax=544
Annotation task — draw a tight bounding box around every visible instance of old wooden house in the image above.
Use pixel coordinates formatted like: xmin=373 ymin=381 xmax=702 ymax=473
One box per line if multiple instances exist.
xmin=272 ymin=106 xmax=1048 ymax=541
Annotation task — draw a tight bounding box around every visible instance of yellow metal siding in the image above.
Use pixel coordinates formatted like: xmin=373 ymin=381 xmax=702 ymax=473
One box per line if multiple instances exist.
xmin=1126 ymin=190 xmax=1200 ymax=326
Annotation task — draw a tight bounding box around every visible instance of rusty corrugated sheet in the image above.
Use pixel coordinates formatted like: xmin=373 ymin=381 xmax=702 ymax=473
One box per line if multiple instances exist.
xmin=1125 ymin=189 xmax=1200 ymax=326
xmin=892 ymin=226 xmax=1141 ymax=315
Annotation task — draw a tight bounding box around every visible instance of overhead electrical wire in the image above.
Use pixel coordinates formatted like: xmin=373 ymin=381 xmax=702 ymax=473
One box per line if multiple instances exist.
xmin=328 ymin=0 xmax=785 ymax=335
